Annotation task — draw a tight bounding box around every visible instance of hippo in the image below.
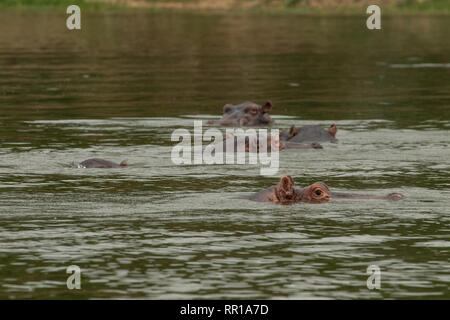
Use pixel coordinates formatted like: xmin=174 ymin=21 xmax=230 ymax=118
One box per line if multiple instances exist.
xmin=208 ymin=101 xmax=274 ymax=126
xmin=280 ymin=124 xmax=338 ymax=143
xmin=205 ymin=132 xmax=284 ymax=154
xmin=205 ymin=132 xmax=323 ymax=154
xmin=249 ymin=175 xmax=404 ymax=204
xmin=78 ymin=158 xmax=128 ymax=168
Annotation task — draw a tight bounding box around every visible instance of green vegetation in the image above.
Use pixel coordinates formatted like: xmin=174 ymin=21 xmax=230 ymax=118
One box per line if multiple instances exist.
xmin=1 ymin=0 xmax=449 ymax=13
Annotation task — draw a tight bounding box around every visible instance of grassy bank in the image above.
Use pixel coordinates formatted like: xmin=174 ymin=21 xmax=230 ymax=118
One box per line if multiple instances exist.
xmin=1 ymin=0 xmax=450 ymax=14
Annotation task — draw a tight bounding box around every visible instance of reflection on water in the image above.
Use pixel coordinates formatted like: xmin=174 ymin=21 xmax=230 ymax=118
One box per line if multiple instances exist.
xmin=0 ymin=12 xmax=449 ymax=299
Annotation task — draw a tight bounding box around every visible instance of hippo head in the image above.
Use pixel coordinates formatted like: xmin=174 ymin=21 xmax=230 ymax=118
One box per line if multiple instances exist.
xmin=276 ymin=175 xmax=297 ymax=204
xmin=300 ymin=182 xmax=331 ymax=204
xmin=222 ymin=101 xmax=274 ymax=126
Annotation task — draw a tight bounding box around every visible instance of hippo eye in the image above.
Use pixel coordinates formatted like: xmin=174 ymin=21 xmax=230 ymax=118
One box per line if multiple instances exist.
xmin=314 ymin=189 xmax=322 ymax=196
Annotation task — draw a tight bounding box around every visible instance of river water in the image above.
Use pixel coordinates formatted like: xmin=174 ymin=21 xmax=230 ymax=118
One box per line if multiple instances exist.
xmin=0 ymin=11 xmax=449 ymax=299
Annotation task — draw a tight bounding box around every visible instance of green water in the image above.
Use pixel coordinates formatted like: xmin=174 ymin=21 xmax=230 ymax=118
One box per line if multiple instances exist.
xmin=0 ymin=12 xmax=449 ymax=299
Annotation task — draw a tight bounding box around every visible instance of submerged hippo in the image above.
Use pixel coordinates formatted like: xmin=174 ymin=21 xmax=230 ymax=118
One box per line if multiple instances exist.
xmin=280 ymin=124 xmax=338 ymax=143
xmin=78 ymin=158 xmax=128 ymax=168
xmin=208 ymin=101 xmax=274 ymax=126
xmin=205 ymin=132 xmax=322 ymax=153
xmin=205 ymin=132 xmax=284 ymax=154
xmin=250 ymin=175 xmax=404 ymax=204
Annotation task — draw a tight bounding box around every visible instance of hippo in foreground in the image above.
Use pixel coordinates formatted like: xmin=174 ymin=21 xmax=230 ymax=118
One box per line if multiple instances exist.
xmin=208 ymin=101 xmax=274 ymax=126
xmin=250 ymin=175 xmax=404 ymax=204
xmin=280 ymin=124 xmax=338 ymax=144
xmin=78 ymin=158 xmax=127 ymax=168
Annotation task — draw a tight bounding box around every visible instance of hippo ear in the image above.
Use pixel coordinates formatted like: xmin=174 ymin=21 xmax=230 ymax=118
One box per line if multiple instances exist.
xmin=223 ymin=104 xmax=233 ymax=114
xmin=279 ymin=175 xmax=294 ymax=191
xmin=328 ymin=124 xmax=337 ymax=137
xmin=289 ymin=125 xmax=298 ymax=138
xmin=120 ymin=160 xmax=128 ymax=167
xmin=262 ymin=101 xmax=272 ymax=113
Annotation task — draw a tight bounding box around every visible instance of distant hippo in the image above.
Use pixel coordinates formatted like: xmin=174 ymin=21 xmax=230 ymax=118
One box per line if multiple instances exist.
xmin=280 ymin=124 xmax=337 ymax=143
xmin=205 ymin=132 xmax=284 ymax=154
xmin=208 ymin=101 xmax=274 ymax=126
xmin=78 ymin=158 xmax=128 ymax=168
xmin=205 ymin=132 xmax=322 ymax=153
xmin=250 ymin=175 xmax=404 ymax=204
